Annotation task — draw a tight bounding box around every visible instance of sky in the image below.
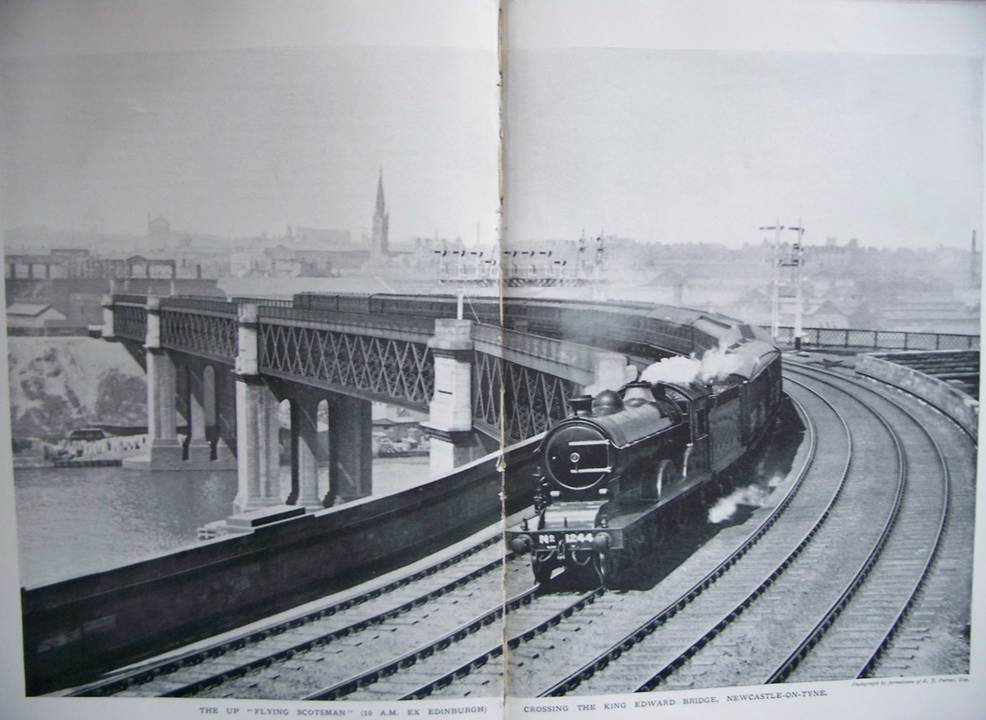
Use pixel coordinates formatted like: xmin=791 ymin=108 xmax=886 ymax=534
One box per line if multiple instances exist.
xmin=505 ymin=48 xmax=983 ymax=249
xmin=0 ymin=46 xmax=499 ymax=241
xmin=0 ymin=0 xmax=500 ymax=242
xmin=0 ymin=0 xmax=983 ymax=250
xmin=503 ymin=1 xmax=986 ymax=250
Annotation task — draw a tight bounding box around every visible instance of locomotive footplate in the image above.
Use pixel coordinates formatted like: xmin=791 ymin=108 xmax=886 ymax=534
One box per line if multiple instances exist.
xmin=528 ymin=526 xmax=625 ymax=552
xmin=508 ymin=499 xmax=673 ymax=555
xmin=509 ymin=500 xmax=621 ymax=552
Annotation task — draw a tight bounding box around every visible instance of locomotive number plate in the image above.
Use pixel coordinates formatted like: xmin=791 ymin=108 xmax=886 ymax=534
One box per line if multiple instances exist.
xmin=537 ymin=531 xmax=594 ymax=547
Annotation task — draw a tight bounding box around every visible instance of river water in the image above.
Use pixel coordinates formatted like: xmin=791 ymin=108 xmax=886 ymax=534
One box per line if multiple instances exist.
xmin=13 ymin=456 xmax=431 ymax=588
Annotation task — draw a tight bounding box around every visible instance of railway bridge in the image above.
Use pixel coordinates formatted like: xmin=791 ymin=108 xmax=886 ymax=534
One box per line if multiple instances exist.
xmin=98 ymin=293 xmax=978 ymax=515
xmin=99 ymin=293 xmax=626 ymax=510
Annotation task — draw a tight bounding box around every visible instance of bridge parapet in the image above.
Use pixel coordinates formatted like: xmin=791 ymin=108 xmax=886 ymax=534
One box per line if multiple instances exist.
xmin=472 ymin=324 xmax=597 ymax=386
xmin=773 ymin=325 xmax=979 ymax=352
xmin=111 ymin=296 xmax=148 ymax=343
xmin=257 ymin=304 xmax=437 ymax=343
xmin=230 ymin=295 xmax=293 ymax=308
xmin=112 ymin=293 xmax=150 ymax=306
xmin=856 ymin=351 xmax=979 ymax=437
xmin=160 ymin=296 xmax=238 ymax=315
xmin=160 ymin=299 xmax=238 ymax=362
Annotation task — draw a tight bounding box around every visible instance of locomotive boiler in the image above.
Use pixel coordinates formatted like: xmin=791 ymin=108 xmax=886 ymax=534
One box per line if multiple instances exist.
xmin=507 ymin=339 xmax=782 ymax=588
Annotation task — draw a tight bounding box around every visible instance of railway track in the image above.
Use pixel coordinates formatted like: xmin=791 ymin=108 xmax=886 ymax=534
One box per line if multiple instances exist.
xmin=76 ymin=529 xmax=608 ymax=701
xmin=71 ymin=358 xmax=971 ymax=700
xmin=407 ymin=391 xmax=821 ymax=698
xmin=773 ymin=363 xmax=949 ymax=683
xmin=336 ymin=589 xmax=604 ymax=701
xmin=501 ymin=368 xmax=915 ymax=695
xmin=74 ymin=534 xmax=509 ymax=698
xmin=528 ymin=364 xmax=953 ymax=696
xmin=787 ymin=360 xmax=973 ymax=678
xmin=195 ymin=573 xmax=615 ymax=700
xmin=505 ymin=379 xmax=863 ymax=696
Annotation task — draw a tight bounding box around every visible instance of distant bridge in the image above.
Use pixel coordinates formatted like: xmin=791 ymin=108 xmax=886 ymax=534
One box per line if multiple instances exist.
xmin=100 ymin=293 xmax=630 ymax=511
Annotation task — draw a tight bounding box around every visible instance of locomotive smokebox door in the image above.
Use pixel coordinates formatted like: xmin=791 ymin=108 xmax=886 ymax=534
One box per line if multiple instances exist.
xmin=545 ymin=424 xmax=612 ymax=492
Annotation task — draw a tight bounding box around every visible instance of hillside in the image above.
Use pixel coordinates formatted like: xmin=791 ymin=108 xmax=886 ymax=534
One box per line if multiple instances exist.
xmin=7 ymin=337 xmax=146 ymax=439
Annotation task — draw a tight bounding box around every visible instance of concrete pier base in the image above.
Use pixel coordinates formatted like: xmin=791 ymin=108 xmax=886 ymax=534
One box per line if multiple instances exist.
xmin=198 ymin=504 xmax=305 ymax=539
xmin=122 ymin=445 xmax=179 ymax=471
xmin=186 ymin=440 xmax=213 ymax=464
xmin=123 ymin=445 xmax=236 ymax=472
xmin=426 ymin=428 xmax=487 ymax=478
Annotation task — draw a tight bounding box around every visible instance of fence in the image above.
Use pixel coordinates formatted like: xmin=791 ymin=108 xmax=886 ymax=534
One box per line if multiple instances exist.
xmin=770 ymin=326 xmax=979 ymax=352
xmin=6 ymin=325 xmax=90 ymax=337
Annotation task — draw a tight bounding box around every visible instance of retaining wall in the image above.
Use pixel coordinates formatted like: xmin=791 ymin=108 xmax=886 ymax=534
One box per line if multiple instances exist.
xmin=21 ymin=439 xmax=540 ymax=694
xmin=855 ymin=351 xmax=979 ymax=438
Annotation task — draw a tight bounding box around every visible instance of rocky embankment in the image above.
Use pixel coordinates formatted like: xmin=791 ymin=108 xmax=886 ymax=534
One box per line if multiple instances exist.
xmin=7 ymin=337 xmax=146 ymax=440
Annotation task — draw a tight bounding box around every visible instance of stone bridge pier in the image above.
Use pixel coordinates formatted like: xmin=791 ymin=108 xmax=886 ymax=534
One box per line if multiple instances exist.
xmin=423 ymin=318 xmax=488 ymax=477
xmin=234 ymin=305 xmax=373 ymax=514
xmin=122 ymin=297 xmax=237 ymax=471
xmin=182 ymin=361 xmax=217 ymax=464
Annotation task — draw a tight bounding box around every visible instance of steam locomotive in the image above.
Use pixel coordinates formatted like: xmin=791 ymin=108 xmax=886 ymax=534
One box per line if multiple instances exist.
xmin=507 ymin=338 xmax=782 ymax=588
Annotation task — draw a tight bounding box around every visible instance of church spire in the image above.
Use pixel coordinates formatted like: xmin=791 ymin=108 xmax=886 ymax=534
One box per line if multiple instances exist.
xmin=375 ymin=167 xmax=386 ymax=216
xmin=371 ymin=167 xmax=389 ymax=258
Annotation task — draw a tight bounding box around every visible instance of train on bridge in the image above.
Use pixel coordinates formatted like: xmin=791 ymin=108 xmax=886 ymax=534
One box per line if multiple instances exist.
xmin=289 ymin=291 xmax=762 ymax=358
xmin=287 ymin=292 xmax=783 ymax=587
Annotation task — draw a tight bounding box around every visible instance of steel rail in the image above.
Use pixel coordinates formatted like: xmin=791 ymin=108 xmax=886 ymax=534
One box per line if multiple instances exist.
xmin=630 ymin=376 xmax=864 ymax=692
xmin=73 ymin=535 xmax=505 ymax=697
xmin=763 ymin=370 xmax=908 ymax=683
xmin=539 ymin=387 xmax=825 ymax=696
xmin=302 ymin=585 xmax=541 ymax=701
xmin=399 ymin=588 xmax=605 ymax=700
xmin=784 ymin=363 xmax=951 ymax=679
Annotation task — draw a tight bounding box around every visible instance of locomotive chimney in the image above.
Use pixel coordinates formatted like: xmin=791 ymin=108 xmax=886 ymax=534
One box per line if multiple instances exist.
xmin=592 ymin=389 xmax=624 ymax=416
xmin=569 ymin=395 xmax=594 ymax=417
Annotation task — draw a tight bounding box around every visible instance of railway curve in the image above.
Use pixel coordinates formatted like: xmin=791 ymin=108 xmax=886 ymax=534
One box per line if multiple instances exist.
xmin=65 ymin=354 xmax=974 ymax=700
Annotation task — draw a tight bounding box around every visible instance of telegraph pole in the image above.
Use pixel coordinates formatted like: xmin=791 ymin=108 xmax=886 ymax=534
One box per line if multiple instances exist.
xmin=972 ymin=230 xmax=979 ymax=289
xmin=786 ymin=221 xmax=806 ymax=350
xmin=759 ymin=221 xmax=784 ymax=340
